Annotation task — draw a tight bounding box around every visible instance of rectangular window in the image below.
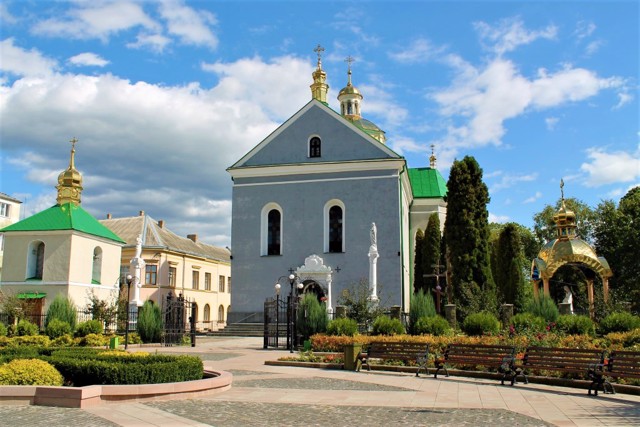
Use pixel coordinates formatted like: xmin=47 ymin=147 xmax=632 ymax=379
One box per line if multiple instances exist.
xmin=0 ymin=202 xmax=9 ymax=217
xmin=219 ymin=275 xmax=225 ymax=293
xmin=192 ymin=270 xmax=200 ymax=290
xmin=204 ymin=273 xmax=211 ymax=291
xmin=169 ymin=267 xmax=176 ymax=287
xmin=228 ymin=276 xmax=231 ymax=293
xmin=145 ymin=265 xmax=157 ymax=285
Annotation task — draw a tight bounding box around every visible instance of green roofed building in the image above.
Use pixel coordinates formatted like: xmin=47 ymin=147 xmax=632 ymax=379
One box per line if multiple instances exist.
xmin=0 ymin=139 xmax=124 ymax=325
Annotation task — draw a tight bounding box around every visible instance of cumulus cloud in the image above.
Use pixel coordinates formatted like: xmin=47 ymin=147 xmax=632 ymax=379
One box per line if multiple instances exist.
xmin=32 ymin=1 xmax=160 ymax=41
xmin=1 ymin=44 xmax=315 ymax=246
xmin=489 ymin=212 xmax=510 ymax=223
xmin=523 ymin=191 xmax=543 ymax=204
xmin=474 ymin=17 xmax=557 ymax=55
xmin=0 ymin=3 xmax=17 ymax=25
xmin=0 ymin=38 xmax=57 ymax=77
xmin=489 ymin=172 xmax=538 ymax=193
xmin=68 ymin=52 xmax=109 ymax=67
xmin=580 ymin=148 xmax=640 ymax=187
xmin=158 ymin=0 xmax=218 ymax=49
xmin=126 ymin=33 xmax=171 ymax=53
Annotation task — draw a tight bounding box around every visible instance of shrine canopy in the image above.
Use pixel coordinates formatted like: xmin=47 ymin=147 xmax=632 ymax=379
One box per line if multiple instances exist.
xmin=530 ymin=181 xmax=612 ymax=315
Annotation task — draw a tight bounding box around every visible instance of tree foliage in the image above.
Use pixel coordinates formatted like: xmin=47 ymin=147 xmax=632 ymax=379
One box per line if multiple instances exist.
xmin=533 ymin=197 xmax=597 ymax=245
xmin=493 ymin=223 xmax=527 ymax=312
xmin=423 ymin=213 xmax=442 ymax=292
xmin=443 ymin=156 xmax=497 ymax=320
xmin=413 ymin=228 xmax=425 ymax=293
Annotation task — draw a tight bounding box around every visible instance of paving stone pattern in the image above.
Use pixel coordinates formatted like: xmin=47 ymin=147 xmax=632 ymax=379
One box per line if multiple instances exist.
xmin=233 ymin=376 xmax=414 ymax=391
xmin=165 ymin=352 xmax=241 ymax=361
xmin=0 ymin=405 xmax=118 ymax=427
xmin=145 ymin=400 xmax=552 ymax=427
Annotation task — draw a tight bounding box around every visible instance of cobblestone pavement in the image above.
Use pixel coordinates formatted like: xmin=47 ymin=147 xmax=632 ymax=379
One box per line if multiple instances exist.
xmin=145 ymin=400 xmax=552 ymax=427
xmin=0 ymin=405 xmax=118 ymax=427
xmin=232 ymin=376 xmax=414 ymax=391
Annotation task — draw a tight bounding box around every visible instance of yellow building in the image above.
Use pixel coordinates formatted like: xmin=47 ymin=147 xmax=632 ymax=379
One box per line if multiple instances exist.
xmin=100 ymin=212 xmax=231 ymax=331
xmin=0 ymin=140 xmax=124 ymax=324
xmin=0 ymin=192 xmax=23 ymax=280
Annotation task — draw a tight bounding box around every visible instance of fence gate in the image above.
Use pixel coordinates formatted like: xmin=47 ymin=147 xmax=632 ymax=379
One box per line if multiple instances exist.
xmin=162 ymin=293 xmax=196 ymax=346
xmin=263 ymin=296 xmax=288 ymax=349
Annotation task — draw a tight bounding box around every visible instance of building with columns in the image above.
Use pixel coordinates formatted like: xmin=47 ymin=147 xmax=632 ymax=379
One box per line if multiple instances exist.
xmin=227 ymin=48 xmax=447 ymax=321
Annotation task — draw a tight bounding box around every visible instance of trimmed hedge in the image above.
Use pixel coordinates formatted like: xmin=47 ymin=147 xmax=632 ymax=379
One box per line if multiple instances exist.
xmin=599 ymin=312 xmax=640 ymax=334
xmin=0 ymin=358 xmax=63 ymax=386
xmin=371 ymin=315 xmax=405 ymax=336
xmin=326 ymin=318 xmax=358 ymax=336
xmin=462 ymin=312 xmax=500 ymax=336
xmin=414 ymin=316 xmax=451 ymax=336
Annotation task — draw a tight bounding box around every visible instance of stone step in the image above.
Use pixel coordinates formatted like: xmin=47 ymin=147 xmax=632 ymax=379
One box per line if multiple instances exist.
xmin=207 ymin=323 xmax=264 ymax=337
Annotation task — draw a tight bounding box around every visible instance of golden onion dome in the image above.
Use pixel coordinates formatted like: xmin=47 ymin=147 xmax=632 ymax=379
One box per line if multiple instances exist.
xmin=339 ymin=83 xmax=362 ymax=97
xmin=56 ymin=138 xmax=84 ymax=206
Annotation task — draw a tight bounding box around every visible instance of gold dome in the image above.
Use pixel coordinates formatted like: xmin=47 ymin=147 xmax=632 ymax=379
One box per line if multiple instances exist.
xmin=56 ymin=137 xmax=83 ymax=206
xmin=534 ymin=238 xmax=612 ymax=280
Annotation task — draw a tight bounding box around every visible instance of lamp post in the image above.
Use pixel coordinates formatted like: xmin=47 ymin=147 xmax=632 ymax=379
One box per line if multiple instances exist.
xmin=124 ymin=274 xmax=134 ymax=350
xmin=275 ymin=283 xmax=281 ymax=347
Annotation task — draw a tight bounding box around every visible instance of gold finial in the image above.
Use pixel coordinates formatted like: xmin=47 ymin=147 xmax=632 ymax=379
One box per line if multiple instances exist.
xmin=345 ymin=55 xmax=355 ymax=85
xmin=314 ymin=44 xmax=325 ymax=69
xmin=429 ymin=144 xmax=437 ymax=168
xmin=560 ymin=178 xmax=565 ymax=201
xmin=56 ymin=137 xmax=83 ymax=206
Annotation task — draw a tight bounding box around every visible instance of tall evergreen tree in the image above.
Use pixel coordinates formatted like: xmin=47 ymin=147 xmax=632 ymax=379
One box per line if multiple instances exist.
xmin=423 ymin=213 xmax=442 ymax=292
xmin=443 ymin=156 xmax=496 ymax=320
xmin=413 ymin=228 xmax=425 ymax=293
xmin=495 ymin=223 xmax=526 ymax=312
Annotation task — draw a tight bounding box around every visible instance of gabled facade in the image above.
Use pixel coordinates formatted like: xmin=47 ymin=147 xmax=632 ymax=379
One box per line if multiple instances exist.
xmin=100 ymin=212 xmax=231 ymax=331
xmin=0 ymin=140 xmax=124 ymax=323
xmin=227 ymin=50 xmax=446 ymax=320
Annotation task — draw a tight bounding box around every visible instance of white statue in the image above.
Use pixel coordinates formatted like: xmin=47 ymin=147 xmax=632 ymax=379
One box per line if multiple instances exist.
xmin=370 ymin=222 xmax=377 ymax=247
xmin=134 ymin=235 xmax=143 ymax=259
xmin=562 ymin=286 xmax=574 ymax=314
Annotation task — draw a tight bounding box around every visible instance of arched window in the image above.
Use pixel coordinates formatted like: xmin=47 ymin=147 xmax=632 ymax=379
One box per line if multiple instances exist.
xmin=309 ymin=136 xmax=321 ymax=158
xmin=324 ymin=200 xmax=345 ymax=253
xmin=204 ymin=304 xmax=211 ymax=322
xmin=218 ymin=305 xmax=225 ymax=323
xmin=261 ymin=203 xmax=283 ymax=256
xmin=26 ymin=241 xmax=45 ymax=279
xmin=92 ymin=247 xmax=102 ymax=284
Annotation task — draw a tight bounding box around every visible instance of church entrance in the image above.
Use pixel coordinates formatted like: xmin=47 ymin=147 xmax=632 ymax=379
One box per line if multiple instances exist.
xmin=303 ymin=280 xmax=326 ymax=303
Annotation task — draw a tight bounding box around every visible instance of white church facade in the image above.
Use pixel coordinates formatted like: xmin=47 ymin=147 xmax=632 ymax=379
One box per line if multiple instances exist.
xmin=227 ymin=48 xmax=447 ymax=321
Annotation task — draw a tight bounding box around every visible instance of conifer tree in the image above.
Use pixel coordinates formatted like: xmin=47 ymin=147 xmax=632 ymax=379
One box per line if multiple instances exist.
xmin=423 ymin=213 xmax=442 ymax=292
xmin=443 ymin=156 xmax=496 ymax=320
xmin=495 ymin=223 xmax=526 ymax=312
xmin=413 ymin=228 xmax=425 ymax=293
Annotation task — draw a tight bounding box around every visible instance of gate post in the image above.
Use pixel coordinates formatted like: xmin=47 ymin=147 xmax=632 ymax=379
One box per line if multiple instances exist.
xmin=190 ymin=303 xmax=196 ymax=347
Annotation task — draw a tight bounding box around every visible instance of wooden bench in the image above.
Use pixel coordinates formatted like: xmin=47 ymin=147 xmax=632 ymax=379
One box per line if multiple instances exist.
xmin=605 ymin=350 xmax=640 ymax=394
xmin=357 ymin=342 xmax=430 ymax=377
xmin=434 ymin=344 xmax=522 ymax=385
xmin=522 ymin=346 xmax=609 ymax=395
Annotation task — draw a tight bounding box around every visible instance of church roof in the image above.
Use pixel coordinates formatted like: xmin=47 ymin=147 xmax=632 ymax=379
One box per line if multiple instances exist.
xmin=407 ymin=167 xmax=447 ymax=198
xmin=0 ymin=202 xmax=125 ymax=243
xmin=100 ymin=215 xmax=231 ymax=263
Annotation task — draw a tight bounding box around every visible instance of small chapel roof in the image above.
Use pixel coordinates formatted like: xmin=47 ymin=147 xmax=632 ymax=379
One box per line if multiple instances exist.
xmin=407 ymin=167 xmax=448 ymax=199
xmin=0 ymin=202 xmax=125 ymax=243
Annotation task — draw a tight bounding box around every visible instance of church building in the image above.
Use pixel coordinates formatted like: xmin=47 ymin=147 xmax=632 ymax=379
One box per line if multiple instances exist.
xmin=227 ymin=48 xmax=446 ymax=321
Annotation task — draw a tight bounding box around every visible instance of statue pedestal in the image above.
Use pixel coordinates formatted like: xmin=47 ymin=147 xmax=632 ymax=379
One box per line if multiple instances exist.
xmin=444 ymin=304 xmax=456 ymax=329
xmin=559 ymin=302 xmax=573 ymax=315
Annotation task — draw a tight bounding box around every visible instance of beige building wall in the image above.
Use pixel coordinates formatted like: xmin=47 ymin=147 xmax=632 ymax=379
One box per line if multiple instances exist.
xmin=0 ymin=194 xmax=23 ymax=280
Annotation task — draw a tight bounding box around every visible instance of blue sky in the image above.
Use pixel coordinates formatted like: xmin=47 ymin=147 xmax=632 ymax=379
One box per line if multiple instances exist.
xmin=1 ymin=0 xmax=638 ymax=247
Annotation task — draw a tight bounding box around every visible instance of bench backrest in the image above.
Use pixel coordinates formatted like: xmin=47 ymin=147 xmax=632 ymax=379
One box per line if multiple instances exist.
xmin=607 ymin=350 xmax=640 ymax=379
xmin=367 ymin=342 xmax=428 ymax=359
xmin=523 ymin=347 xmax=605 ymax=374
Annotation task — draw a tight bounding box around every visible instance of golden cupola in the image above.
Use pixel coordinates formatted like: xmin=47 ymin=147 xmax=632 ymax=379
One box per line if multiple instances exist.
xmin=553 ymin=179 xmax=577 ymax=240
xmin=56 ymin=137 xmax=83 ymax=206
xmin=310 ymin=44 xmax=329 ymax=104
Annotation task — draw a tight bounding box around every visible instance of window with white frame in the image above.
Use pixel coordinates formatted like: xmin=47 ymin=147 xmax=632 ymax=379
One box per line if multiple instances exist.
xmin=261 ymin=203 xmax=283 ymax=256
xmin=324 ymin=199 xmax=345 ymax=253
xmin=204 ymin=272 xmax=211 ymax=290
xmin=0 ymin=202 xmax=9 ymax=217
xmin=219 ymin=275 xmax=225 ymax=292
xmin=192 ymin=270 xmax=199 ymax=290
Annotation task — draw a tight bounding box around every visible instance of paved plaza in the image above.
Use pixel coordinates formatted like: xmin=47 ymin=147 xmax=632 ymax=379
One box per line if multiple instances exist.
xmin=0 ymin=336 xmax=638 ymax=426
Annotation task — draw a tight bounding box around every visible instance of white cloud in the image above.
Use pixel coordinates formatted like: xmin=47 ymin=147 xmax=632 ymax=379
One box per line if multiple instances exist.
xmin=1 ymin=52 xmax=316 ymax=246
xmin=68 ymin=52 xmax=109 ymax=67
xmin=388 ymin=38 xmax=447 ymax=64
xmin=545 ymin=117 xmax=559 ymax=130
xmin=489 ymin=212 xmax=510 ymax=223
xmin=585 ymin=40 xmax=604 ymax=56
xmin=158 ymin=0 xmax=218 ymax=49
xmin=580 ymin=148 xmax=640 ymax=187
xmin=0 ymin=38 xmax=57 ymax=77
xmin=614 ymin=91 xmax=633 ymax=109
xmin=126 ymin=33 xmax=171 ymax=53
xmin=0 ymin=3 xmax=17 ymax=25
xmin=474 ymin=17 xmax=557 ymax=55
xmin=574 ymin=21 xmax=596 ymax=40
xmin=523 ymin=191 xmax=543 ymax=204
xmin=32 ymin=1 xmax=160 ymax=42
xmin=489 ymin=172 xmax=538 ymax=193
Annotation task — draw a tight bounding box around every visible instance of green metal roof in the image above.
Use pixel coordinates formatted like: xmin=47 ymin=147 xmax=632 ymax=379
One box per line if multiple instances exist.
xmin=0 ymin=202 xmax=125 ymax=244
xmin=408 ymin=167 xmax=448 ymax=198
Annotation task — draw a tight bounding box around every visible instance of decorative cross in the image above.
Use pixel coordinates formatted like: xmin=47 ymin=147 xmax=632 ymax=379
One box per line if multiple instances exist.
xmin=288 ymin=267 xmax=295 ymax=275
xmin=334 ymin=266 xmax=341 ymax=273
xmin=345 ymin=55 xmax=355 ymax=72
xmin=70 ymin=137 xmax=78 ymax=150
xmin=560 ymin=178 xmax=565 ymax=200
xmin=314 ymin=44 xmax=325 ymax=66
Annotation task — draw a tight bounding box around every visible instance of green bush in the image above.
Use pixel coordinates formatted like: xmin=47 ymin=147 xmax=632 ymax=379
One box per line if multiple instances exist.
xmin=51 ymin=334 xmax=75 ymax=347
xmin=0 ymin=323 xmax=7 ymax=337
xmin=45 ymin=294 xmax=77 ymax=329
xmin=525 ymin=295 xmax=559 ymax=323
xmin=408 ymin=290 xmax=437 ymax=335
xmin=297 ymin=294 xmax=328 ymax=341
xmin=6 ymin=335 xmax=50 ymax=347
xmin=599 ymin=312 xmax=640 ymax=334
xmin=414 ymin=316 xmax=451 ymax=336
xmin=15 ymin=319 xmax=39 ymax=336
xmin=45 ymin=319 xmax=72 ymax=339
xmin=371 ymin=315 xmax=405 ymax=336
xmin=75 ymin=319 xmax=103 ymax=337
xmin=555 ymin=315 xmax=595 ymax=336
xmin=510 ymin=312 xmax=547 ymax=334
xmin=137 ymin=301 xmax=163 ymax=343
xmin=326 ymin=318 xmax=358 ymax=336
xmin=462 ymin=312 xmax=501 ymax=336
xmin=78 ymin=333 xmax=108 ymax=347
xmin=0 ymin=358 xmax=63 ymax=386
